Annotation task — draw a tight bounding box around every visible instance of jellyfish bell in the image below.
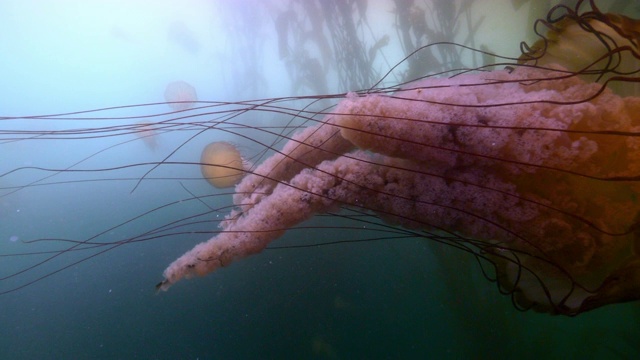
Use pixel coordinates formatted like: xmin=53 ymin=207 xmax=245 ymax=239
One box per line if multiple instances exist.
xmin=520 ymin=6 xmax=640 ymax=96
xmin=200 ymin=141 xmax=247 ymax=188
xmin=164 ymin=80 xmax=198 ymax=111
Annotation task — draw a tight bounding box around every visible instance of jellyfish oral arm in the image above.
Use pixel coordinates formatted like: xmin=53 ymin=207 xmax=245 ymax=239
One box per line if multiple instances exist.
xmin=159 ymin=151 xmax=366 ymax=290
xmin=159 ymin=67 xmax=640 ymax=315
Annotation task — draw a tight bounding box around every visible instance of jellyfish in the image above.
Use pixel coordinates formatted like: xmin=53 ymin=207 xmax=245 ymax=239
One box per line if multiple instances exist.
xmin=135 ymin=122 xmax=159 ymax=150
xmin=200 ymin=141 xmax=247 ymax=188
xmin=519 ymin=8 xmax=640 ymax=96
xmin=1 ymin=0 xmax=639 ymax=318
xmin=167 ymin=21 xmax=201 ymax=54
xmin=164 ymin=80 xmax=198 ymax=111
xmin=154 ymin=2 xmax=640 ymax=315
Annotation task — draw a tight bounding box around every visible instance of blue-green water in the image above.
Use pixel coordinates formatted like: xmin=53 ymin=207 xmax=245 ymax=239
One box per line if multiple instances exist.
xmin=2 ymin=227 xmax=639 ymax=358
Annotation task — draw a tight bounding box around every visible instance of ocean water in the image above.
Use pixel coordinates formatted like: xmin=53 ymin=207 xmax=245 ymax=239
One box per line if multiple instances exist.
xmin=1 ymin=0 xmax=640 ymax=359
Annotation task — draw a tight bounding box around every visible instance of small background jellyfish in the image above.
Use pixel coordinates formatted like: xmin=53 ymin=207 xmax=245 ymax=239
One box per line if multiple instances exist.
xmin=1 ymin=0 xmax=640 ymax=359
xmin=167 ymin=21 xmax=201 ymax=55
xmin=164 ymin=80 xmax=198 ymax=111
xmin=200 ymin=141 xmax=247 ymax=188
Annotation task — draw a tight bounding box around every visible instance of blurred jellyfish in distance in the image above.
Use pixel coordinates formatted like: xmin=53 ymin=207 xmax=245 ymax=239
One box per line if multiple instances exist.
xmin=519 ymin=10 xmax=640 ymax=96
xmin=164 ymin=80 xmax=198 ymax=111
xmin=135 ymin=122 xmax=159 ymax=151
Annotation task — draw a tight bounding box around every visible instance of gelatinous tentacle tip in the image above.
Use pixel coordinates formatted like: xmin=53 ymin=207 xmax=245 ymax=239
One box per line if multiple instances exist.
xmin=155 ymin=279 xmax=171 ymax=293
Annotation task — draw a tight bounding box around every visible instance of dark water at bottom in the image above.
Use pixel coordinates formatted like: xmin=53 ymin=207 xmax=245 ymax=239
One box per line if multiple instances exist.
xmin=1 ymin=201 xmax=639 ymax=359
